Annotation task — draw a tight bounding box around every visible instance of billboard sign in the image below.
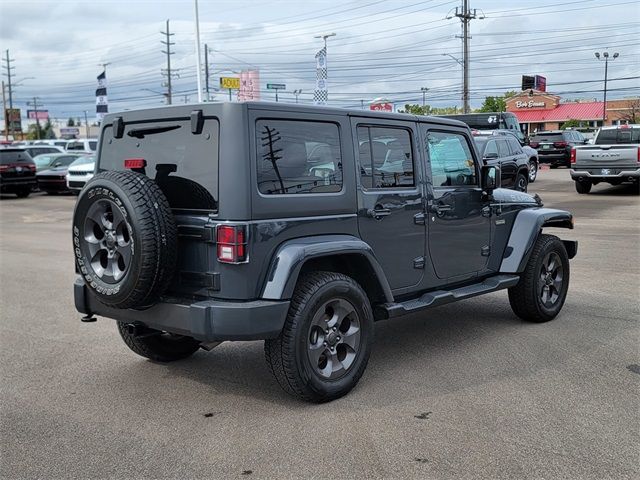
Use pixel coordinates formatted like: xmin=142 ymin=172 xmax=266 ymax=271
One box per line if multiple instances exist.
xmin=220 ymin=77 xmax=240 ymax=90
xmin=370 ymin=102 xmax=393 ymax=112
xmin=60 ymin=127 xmax=80 ymax=138
xmin=534 ymin=75 xmax=547 ymax=92
xmin=238 ymin=70 xmax=260 ymax=101
xmin=27 ymin=110 xmax=49 ymax=120
xmin=4 ymin=108 xmax=22 ymax=133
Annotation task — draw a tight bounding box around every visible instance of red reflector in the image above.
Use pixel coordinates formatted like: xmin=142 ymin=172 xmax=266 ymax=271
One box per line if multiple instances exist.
xmin=620 ymin=124 xmax=630 ymax=129
xmin=124 ymin=158 xmax=146 ymax=169
xmin=570 ymin=148 xmax=576 ymax=164
xmin=216 ymin=225 xmax=247 ymax=263
xmin=637 ymin=147 xmax=640 ymax=163
xmin=0 ymin=165 xmax=8 ymax=172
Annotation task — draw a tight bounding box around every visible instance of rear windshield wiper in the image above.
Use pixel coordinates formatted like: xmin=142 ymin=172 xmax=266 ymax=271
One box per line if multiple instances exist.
xmin=127 ymin=125 xmax=181 ymax=139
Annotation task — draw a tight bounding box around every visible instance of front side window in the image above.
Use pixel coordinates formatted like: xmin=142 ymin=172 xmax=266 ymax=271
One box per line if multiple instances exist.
xmin=357 ymin=126 xmax=414 ymax=189
xmin=497 ymin=139 xmax=510 ymax=157
xmin=484 ymin=140 xmax=498 ymax=157
xmin=426 ymin=131 xmax=477 ymax=187
xmin=256 ymin=120 xmax=342 ymax=195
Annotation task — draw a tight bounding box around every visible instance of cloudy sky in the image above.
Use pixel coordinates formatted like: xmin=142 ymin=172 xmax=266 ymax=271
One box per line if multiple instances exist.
xmin=0 ymin=0 xmax=638 ymax=124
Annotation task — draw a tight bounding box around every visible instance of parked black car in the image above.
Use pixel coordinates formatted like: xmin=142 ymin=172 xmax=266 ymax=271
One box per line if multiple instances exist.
xmin=0 ymin=148 xmax=37 ymax=197
xmin=530 ymin=130 xmax=588 ymax=168
xmin=473 ymin=135 xmax=530 ymax=191
xmin=72 ymin=103 xmax=577 ymax=402
xmin=37 ymin=155 xmax=83 ymax=194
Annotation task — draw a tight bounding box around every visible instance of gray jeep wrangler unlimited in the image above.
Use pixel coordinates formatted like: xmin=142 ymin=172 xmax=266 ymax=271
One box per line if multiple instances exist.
xmin=73 ymin=102 xmax=577 ymax=402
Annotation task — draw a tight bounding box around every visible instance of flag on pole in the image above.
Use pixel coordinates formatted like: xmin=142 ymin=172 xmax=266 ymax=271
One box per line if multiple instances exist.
xmin=313 ymin=47 xmax=328 ymax=105
xmin=96 ymin=71 xmax=108 ymax=122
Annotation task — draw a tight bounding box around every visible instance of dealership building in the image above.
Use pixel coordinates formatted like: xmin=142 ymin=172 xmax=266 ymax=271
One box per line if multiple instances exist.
xmin=506 ymin=91 xmax=639 ymax=134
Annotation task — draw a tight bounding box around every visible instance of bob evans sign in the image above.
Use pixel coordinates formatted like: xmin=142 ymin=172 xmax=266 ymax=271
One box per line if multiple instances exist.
xmin=516 ymin=100 xmax=546 ymax=108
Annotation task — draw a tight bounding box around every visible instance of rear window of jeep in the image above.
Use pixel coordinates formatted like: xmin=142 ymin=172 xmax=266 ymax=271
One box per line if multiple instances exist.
xmin=99 ymin=118 xmax=219 ymax=212
xmin=256 ymin=119 xmax=342 ymax=195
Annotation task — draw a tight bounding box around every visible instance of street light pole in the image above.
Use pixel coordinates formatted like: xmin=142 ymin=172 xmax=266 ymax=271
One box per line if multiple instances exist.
xmin=84 ymin=110 xmax=90 ymax=138
xmin=421 ymin=87 xmax=429 ymax=107
xmin=594 ymin=51 xmax=619 ymax=124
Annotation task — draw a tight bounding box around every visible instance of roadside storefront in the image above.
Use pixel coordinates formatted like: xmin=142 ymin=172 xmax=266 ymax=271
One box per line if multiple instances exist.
xmin=506 ymin=92 xmax=639 ymax=134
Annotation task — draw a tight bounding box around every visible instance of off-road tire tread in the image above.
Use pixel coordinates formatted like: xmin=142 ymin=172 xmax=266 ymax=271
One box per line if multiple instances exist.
xmin=508 ymin=234 xmax=569 ymax=323
xmin=575 ymin=180 xmax=591 ymax=194
xmin=264 ymin=271 xmax=372 ymax=402
xmin=77 ymin=170 xmax=177 ymax=309
xmin=116 ymin=322 xmax=200 ymax=362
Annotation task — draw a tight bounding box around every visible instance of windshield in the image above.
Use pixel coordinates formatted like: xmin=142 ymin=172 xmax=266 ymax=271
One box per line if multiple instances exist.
xmin=595 ymin=128 xmax=640 ymax=145
xmin=34 ymin=155 xmax=54 ymax=167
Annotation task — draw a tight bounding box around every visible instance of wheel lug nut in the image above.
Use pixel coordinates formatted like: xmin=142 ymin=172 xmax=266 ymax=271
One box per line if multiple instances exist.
xmin=337 ymin=336 xmax=341 ymax=341
xmin=323 ymin=341 xmax=327 ymax=346
xmin=332 ymin=327 xmax=337 ymax=331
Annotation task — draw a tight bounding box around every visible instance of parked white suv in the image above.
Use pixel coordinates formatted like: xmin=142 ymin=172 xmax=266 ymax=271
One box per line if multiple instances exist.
xmin=65 ymin=139 xmax=98 ymax=153
xmin=66 ymin=155 xmax=95 ymax=193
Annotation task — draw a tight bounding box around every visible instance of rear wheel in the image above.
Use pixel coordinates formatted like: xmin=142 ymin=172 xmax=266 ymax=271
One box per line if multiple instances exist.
xmin=508 ymin=234 xmax=569 ymax=323
xmin=264 ymin=272 xmax=373 ymax=402
xmin=575 ymin=180 xmax=591 ymax=194
xmin=116 ymin=322 xmax=200 ymax=362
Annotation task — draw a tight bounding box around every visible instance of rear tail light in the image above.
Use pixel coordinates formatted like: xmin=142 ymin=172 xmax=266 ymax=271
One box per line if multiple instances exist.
xmin=124 ymin=158 xmax=146 ymax=169
xmin=0 ymin=165 xmax=8 ymax=172
xmin=637 ymin=146 xmax=640 ymax=163
xmin=529 ymin=142 xmax=539 ymax=148
xmin=570 ymin=148 xmax=576 ymax=164
xmin=216 ymin=225 xmax=247 ymax=263
xmin=553 ymin=141 xmax=568 ymax=148
xmin=27 ymin=164 xmax=36 ymax=172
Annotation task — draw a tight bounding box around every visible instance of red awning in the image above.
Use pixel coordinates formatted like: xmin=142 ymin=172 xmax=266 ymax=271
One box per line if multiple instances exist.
xmin=512 ymin=102 xmax=603 ymax=122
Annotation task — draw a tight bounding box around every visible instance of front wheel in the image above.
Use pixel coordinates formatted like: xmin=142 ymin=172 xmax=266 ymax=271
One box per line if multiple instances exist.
xmin=575 ymin=180 xmax=592 ymax=194
xmin=515 ymin=172 xmax=528 ymax=192
xmin=265 ymin=272 xmax=374 ymax=402
xmin=508 ymin=234 xmax=570 ymax=323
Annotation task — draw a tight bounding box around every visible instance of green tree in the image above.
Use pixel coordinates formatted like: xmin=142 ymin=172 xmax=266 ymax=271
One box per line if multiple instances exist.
xmin=477 ymin=91 xmax=517 ymax=113
xmin=399 ymin=104 xmax=460 ymax=115
xmin=560 ymin=119 xmax=582 ymax=129
xmin=26 ymin=119 xmax=56 ymax=140
xmin=67 ymin=117 xmax=75 ymax=126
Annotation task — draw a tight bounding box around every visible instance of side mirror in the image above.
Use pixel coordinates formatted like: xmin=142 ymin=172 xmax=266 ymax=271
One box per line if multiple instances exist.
xmin=481 ymin=165 xmax=500 ymax=193
xmin=483 ymin=152 xmax=499 ymax=160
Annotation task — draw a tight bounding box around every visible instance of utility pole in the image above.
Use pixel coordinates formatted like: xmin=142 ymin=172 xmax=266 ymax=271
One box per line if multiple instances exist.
xmin=421 ymin=87 xmax=429 ymax=107
xmin=84 ymin=110 xmax=90 ymax=138
xmin=194 ymin=0 xmax=203 ymax=102
xmin=3 ymin=50 xmax=15 ymax=138
xmin=161 ymin=19 xmax=175 ymax=105
xmin=452 ymin=0 xmax=481 ymax=113
xmin=27 ymin=97 xmax=41 ymax=140
xmin=2 ymin=81 xmax=7 ymax=139
xmin=204 ymin=44 xmax=210 ymax=101
xmin=595 ymin=51 xmax=619 ymax=124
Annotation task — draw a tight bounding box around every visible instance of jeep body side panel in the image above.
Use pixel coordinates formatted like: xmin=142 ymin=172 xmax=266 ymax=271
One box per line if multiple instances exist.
xmin=261 ymin=235 xmax=394 ymax=303
xmin=500 ymin=208 xmax=574 ymax=273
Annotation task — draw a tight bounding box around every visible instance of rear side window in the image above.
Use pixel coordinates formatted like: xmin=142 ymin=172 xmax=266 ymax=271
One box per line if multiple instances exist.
xmin=426 ymin=131 xmax=477 ymax=187
xmin=497 ymin=139 xmax=510 ymax=157
xmin=99 ymin=118 xmax=219 ymax=211
xmin=507 ymin=138 xmax=522 ymax=154
xmin=357 ymin=126 xmax=414 ymax=189
xmin=256 ymin=119 xmax=342 ymax=195
xmin=0 ymin=150 xmax=33 ymax=164
xmin=595 ymin=128 xmax=640 ymax=144
xmin=66 ymin=142 xmax=84 ymax=151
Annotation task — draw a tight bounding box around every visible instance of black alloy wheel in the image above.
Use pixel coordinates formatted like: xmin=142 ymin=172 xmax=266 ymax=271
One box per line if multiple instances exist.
xmin=528 ymin=159 xmax=538 ymax=183
xmin=538 ymin=251 xmax=563 ymax=309
xmin=83 ymin=198 xmax=132 ymax=283
xmin=307 ymin=298 xmax=361 ymax=380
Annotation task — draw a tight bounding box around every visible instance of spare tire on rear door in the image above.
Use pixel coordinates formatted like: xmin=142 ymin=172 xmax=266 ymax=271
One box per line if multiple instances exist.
xmin=72 ymin=170 xmax=177 ymax=309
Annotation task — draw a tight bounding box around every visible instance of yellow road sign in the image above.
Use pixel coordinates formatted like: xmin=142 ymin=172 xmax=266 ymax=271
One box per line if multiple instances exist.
xmin=220 ymin=77 xmax=240 ymax=90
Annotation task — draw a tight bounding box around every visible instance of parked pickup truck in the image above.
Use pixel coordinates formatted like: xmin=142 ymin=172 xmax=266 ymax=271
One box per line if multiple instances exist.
xmin=571 ymin=124 xmax=640 ymax=194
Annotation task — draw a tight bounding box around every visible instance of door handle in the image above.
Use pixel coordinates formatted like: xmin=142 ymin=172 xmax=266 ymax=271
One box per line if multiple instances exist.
xmin=429 ymin=203 xmax=453 ymax=216
xmin=367 ymin=206 xmax=391 ymax=220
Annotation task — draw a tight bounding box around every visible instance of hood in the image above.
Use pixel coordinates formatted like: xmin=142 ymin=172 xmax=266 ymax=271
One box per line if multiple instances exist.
xmin=492 ymin=188 xmax=541 ymax=206
xmin=37 ymin=166 xmax=68 ymax=176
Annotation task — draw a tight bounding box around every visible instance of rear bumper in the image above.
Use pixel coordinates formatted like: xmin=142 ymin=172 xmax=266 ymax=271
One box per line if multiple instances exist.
xmin=538 ymin=152 xmax=569 ymax=165
xmin=74 ymin=278 xmax=289 ymax=341
xmin=37 ymin=178 xmax=69 ymax=191
xmin=570 ymin=168 xmax=640 ymax=181
xmin=1 ymin=178 xmax=37 ymax=191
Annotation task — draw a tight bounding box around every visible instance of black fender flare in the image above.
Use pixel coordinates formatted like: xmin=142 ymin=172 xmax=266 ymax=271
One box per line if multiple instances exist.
xmin=500 ymin=208 xmax=576 ymax=273
xmin=260 ymin=234 xmax=393 ymax=302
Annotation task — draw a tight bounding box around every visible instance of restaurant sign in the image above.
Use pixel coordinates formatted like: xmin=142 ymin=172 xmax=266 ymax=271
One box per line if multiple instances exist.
xmin=515 ymin=100 xmax=546 ymax=109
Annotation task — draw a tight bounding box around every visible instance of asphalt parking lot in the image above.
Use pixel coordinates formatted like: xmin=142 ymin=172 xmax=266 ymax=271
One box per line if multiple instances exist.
xmin=1 ymin=169 xmax=638 ymax=479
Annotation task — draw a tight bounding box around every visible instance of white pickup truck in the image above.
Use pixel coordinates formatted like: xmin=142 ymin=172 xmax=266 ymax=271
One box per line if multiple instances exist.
xmin=571 ymin=125 xmax=640 ymax=194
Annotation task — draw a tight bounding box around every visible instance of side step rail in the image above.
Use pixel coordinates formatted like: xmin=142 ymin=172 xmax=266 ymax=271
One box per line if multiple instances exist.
xmin=377 ymin=274 xmax=520 ymax=320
